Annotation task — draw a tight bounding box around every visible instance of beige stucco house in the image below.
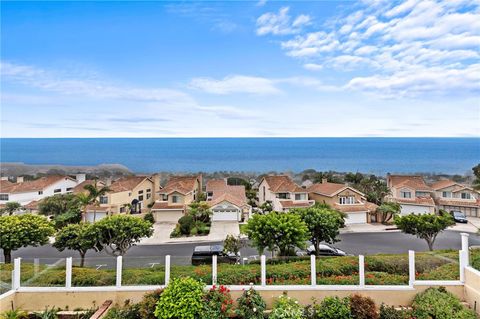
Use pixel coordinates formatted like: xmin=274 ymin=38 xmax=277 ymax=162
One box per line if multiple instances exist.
xmin=81 ymin=175 xmax=159 ymax=222
xmin=386 ymin=174 xmax=436 ymax=215
xmin=431 ymin=180 xmax=480 ymax=217
xmin=257 ymin=175 xmax=314 ymax=212
xmin=307 ymin=179 xmax=378 ymax=224
xmin=206 ymin=179 xmax=252 ymax=222
xmin=151 ymin=175 xmax=202 ymax=222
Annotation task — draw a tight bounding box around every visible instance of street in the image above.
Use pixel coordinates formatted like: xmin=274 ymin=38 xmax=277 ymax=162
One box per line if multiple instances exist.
xmin=1 ymin=230 xmax=479 ymax=268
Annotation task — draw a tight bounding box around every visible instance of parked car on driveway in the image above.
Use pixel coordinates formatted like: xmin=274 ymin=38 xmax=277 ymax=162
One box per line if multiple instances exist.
xmin=451 ymin=211 xmax=468 ymax=223
xmin=305 ymin=244 xmax=349 ymax=256
xmin=191 ymin=245 xmax=239 ymax=265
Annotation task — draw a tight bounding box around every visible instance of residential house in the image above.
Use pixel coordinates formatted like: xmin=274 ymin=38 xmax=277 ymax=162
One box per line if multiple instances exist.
xmin=307 ymin=179 xmax=378 ymax=224
xmin=386 ymin=174 xmax=436 ymax=215
xmin=151 ymin=175 xmax=202 ymax=222
xmin=83 ymin=175 xmax=159 ymax=222
xmin=0 ymin=174 xmax=86 ymax=207
xmin=257 ymin=175 xmax=314 ymax=212
xmin=431 ymin=180 xmax=480 ymax=217
xmin=206 ymin=179 xmax=252 ymax=222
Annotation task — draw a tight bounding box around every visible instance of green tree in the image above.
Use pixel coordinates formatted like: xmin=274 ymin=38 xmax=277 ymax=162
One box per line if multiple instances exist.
xmin=313 ymin=171 xmax=343 ymax=184
xmin=245 ymin=212 xmax=309 ymax=257
xmin=53 ymin=222 xmax=102 ymax=267
xmin=0 ymin=214 xmax=55 ymax=263
xmin=377 ymin=202 xmax=401 ymax=224
xmin=259 ymin=201 xmax=273 ymax=213
xmin=83 ymin=180 xmax=111 ymax=221
xmin=38 ymin=194 xmax=81 ymax=217
xmin=223 ymin=234 xmax=244 ymax=257
xmin=394 ymin=213 xmax=455 ymax=251
xmin=93 ymin=215 xmax=153 ymax=256
xmin=357 ymin=175 xmax=390 ymax=205
xmin=0 ymin=202 xmax=22 ymax=215
xmin=473 ymin=164 xmax=480 ymax=190
xmin=53 ymin=210 xmax=82 ymax=229
xmin=187 ymin=201 xmax=212 ymax=223
xmin=291 ymin=207 xmax=345 ymax=256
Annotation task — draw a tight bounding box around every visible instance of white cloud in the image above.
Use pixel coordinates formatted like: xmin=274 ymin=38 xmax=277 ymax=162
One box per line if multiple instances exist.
xmin=256 ymin=7 xmax=311 ymax=36
xmin=189 ymin=75 xmax=281 ymax=95
xmin=0 ymin=61 xmax=195 ymax=106
xmin=259 ymin=0 xmax=480 ymax=97
xmin=303 ymin=63 xmax=323 ymax=71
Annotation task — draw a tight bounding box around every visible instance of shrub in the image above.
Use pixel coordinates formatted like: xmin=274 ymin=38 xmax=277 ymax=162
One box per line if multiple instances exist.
xmin=379 ymin=304 xmax=410 ymax=319
xmin=349 ymin=294 xmax=378 ymax=319
xmin=269 ymin=294 xmax=304 ymax=319
xmin=203 ymin=285 xmax=234 ymax=319
xmin=138 ymin=289 xmax=163 ymax=319
xmin=144 ymin=212 xmax=155 ymax=224
xmin=154 ymin=277 xmax=205 ymax=319
xmin=411 ymin=287 xmax=476 ymax=319
xmin=178 ymin=215 xmax=194 ymax=234
xmin=235 ymin=287 xmax=266 ymax=319
xmin=104 ymin=300 xmax=140 ymax=319
xmin=317 ymin=296 xmax=351 ymax=319
xmin=0 ymin=309 xmax=28 ymax=319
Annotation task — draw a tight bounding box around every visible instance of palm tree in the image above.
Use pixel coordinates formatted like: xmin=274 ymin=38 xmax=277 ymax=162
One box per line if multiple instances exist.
xmin=83 ymin=180 xmax=111 ymax=222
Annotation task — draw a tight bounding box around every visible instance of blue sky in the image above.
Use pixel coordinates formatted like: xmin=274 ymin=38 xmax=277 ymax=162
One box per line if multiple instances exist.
xmin=1 ymin=0 xmax=479 ymax=137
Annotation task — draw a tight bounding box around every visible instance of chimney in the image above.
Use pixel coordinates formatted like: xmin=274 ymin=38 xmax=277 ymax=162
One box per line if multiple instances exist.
xmin=75 ymin=174 xmax=86 ymax=184
xmin=16 ymin=176 xmax=24 ymax=183
xmin=105 ymin=178 xmax=112 ymax=186
xmin=152 ymin=174 xmax=161 ymax=201
xmin=322 ymin=178 xmax=328 ymax=184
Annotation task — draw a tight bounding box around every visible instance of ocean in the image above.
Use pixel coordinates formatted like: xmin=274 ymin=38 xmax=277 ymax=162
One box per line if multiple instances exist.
xmin=1 ymin=138 xmax=479 ymax=175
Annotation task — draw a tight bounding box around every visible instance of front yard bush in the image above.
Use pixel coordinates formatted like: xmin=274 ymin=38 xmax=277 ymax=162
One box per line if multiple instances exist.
xmin=411 ymin=287 xmax=476 ymax=319
xmin=154 ymin=277 xmax=205 ymax=319
xmin=203 ymin=285 xmax=234 ymax=319
xmin=269 ymin=294 xmax=304 ymax=319
xmin=235 ymin=287 xmax=266 ymax=319
xmin=349 ymin=294 xmax=378 ymax=319
xmin=317 ymin=296 xmax=351 ymax=319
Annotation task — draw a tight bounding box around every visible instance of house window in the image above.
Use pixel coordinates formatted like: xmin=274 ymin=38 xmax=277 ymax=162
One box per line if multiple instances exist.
xmin=0 ymin=194 xmax=8 ymax=201
xmin=400 ymin=191 xmax=411 ymax=198
xmin=139 ymin=190 xmax=144 ymax=194
xmin=442 ymin=191 xmax=452 ymax=198
xmin=146 ymin=188 xmax=151 ymax=192
xmin=172 ymin=195 xmax=179 ymax=203
xmin=66 ymin=187 xmax=73 ymax=192
xmin=461 ymin=192 xmax=471 ymax=199
xmin=120 ymin=206 xmax=126 ymax=213
xmin=339 ymin=196 xmax=355 ymax=204
xmin=263 ymin=186 xmax=266 ymax=200
xmin=162 ymin=194 xmax=168 ymax=201
xmin=38 ymin=191 xmax=43 ymax=195
xmin=146 ymin=193 xmax=151 ymax=199
xmin=276 ymin=193 xmax=289 ymax=199
xmin=139 ymin=195 xmax=144 ymax=201
xmin=295 ymin=193 xmax=306 ymax=200
xmin=54 ymin=188 xmax=61 ymax=193
xmin=416 ymin=191 xmax=430 ymax=197
xmin=99 ymin=196 xmax=108 ymax=204
xmin=128 ymin=192 xmax=132 ymax=196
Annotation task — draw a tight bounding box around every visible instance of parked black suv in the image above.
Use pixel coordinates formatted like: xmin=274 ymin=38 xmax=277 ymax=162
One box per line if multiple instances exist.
xmin=451 ymin=211 xmax=468 ymax=223
xmin=306 ymin=244 xmax=349 ymax=256
xmin=191 ymin=245 xmax=239 ymax=265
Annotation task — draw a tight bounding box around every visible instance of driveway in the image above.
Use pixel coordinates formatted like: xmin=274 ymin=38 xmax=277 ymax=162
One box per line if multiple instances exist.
xmin=207 ymin=221 xmax=240 ymax=241
xmin=141 ymin=211 xmax=183 ymax=245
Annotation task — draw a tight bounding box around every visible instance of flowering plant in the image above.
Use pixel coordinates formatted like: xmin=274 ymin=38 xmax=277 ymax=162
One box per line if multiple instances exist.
xmin=269 ymin=293 xmax=304 ymax=319
xmin=235 ymin=287 xmax=266 ymax=319
xmin=203 ymin=285 xmax=234 ymax=319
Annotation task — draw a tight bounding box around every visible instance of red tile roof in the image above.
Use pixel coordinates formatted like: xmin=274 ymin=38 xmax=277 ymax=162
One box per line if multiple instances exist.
xmin=0 ymin=176 xmax=75 ymax=194
xmin=73 ymin=180 xmax=106 ymax=193
xmin=109 ymin=176 xmax=151 ymax=193
xmin=393 ymin=196 xmax=436 ymax=206
xmin=263 ymin=175 xmax=304 ymax=193
xmin=436 ymin=198 xmax=479 ymax=208
xmin=431 ymin=179 xmax=458 ymax=190
xmin=278 ymin=200 xmax=315 ymax=209
xmin=159 ymin=175 xmax=200 ymax=195
xmin=206 ymin=179 xmax=249 ymax=208
xmin=332 ymin=202 xmax=378 ymax=213
xmin=388 ymin=175 xmax=432 ymax=191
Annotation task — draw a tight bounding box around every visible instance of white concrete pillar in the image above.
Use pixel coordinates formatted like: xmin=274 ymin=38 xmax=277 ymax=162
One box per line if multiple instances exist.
xmin=13 ymin=258 xmax=21 ymax=290
xmin=461 ymin=233 xmax=470 ymax=266
xmin=310 ymin=254 xmax=316 ymax=287
xmin=408 ymin=250 xmax=415 ymax=287
xmin=116 ymin=256 xmax=122 ymax=288
xmin=261 ymin=255 xmax=266 ymax=286
xmin=460 ymin=250 xmax=468 ymax=283
xmin=359 ymin=255 xmax=365 ymax=287
xmin=212 ymin=255 xmax=218 ymax=285
xmin=165 ymin=255 xmax=171 ymax=286
xmin=65 ymin=257 xmax=72 ymax=288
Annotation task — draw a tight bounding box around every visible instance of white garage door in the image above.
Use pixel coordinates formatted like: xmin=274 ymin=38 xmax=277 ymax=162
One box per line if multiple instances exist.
xmin=86 ymin=212 xmax=107 ymax=222
xmin=153 ymin=210 xmax=184 ymax=223
xmin=400 ymin=205 xmax=431 ymax=216
xmin=212 ymin=210 xmax=239 ymax=221
xmin=345 ymin=212 xmax=367 ymax=225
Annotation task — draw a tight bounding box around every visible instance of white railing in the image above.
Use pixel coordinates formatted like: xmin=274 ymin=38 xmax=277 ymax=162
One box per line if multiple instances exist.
xmin=2 ymin=233 xmax=471 ymax=295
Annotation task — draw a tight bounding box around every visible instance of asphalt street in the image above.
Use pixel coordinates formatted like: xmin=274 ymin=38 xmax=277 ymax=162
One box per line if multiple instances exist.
xmin=2 ymin=230 xmax=478 ymax=268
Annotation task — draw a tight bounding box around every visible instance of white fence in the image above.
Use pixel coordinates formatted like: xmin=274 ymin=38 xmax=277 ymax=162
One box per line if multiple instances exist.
xmin=4 ymin=233 xmax=472 ymax=294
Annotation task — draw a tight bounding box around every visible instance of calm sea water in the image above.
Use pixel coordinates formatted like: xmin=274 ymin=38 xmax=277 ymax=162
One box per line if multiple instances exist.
xmin=1 ymin=138 xmax=479 ymax=175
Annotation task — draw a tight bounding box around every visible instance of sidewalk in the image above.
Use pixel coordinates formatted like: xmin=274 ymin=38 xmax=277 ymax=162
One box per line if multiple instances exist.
xmin=140 ymin=221 xmax=240 ymax=245
xmin=340 ymin=223 xmax=400 ymax=234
